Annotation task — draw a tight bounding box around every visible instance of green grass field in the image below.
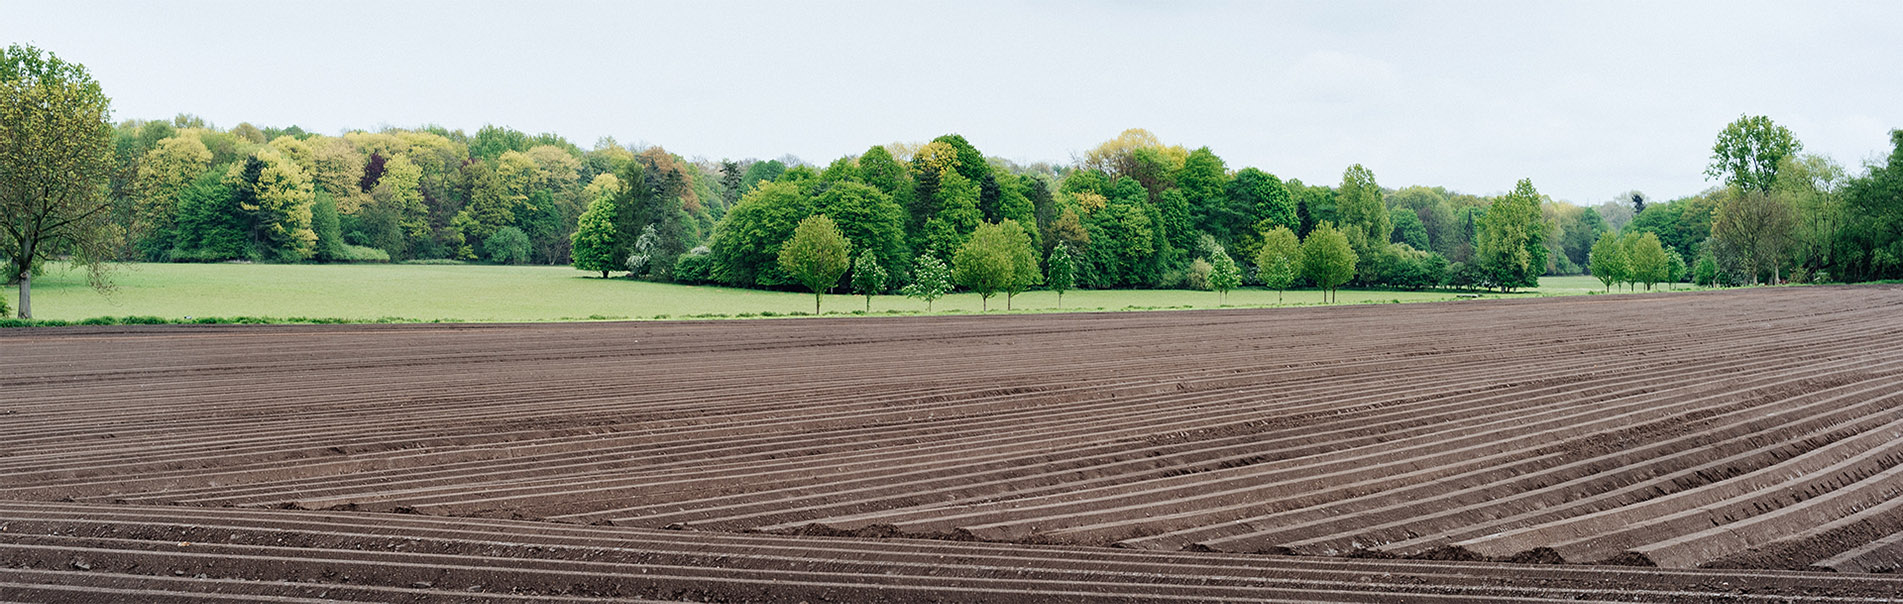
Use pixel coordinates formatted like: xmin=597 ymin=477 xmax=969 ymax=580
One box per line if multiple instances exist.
xmin=7 ymin=263 xmax=1666 ymax=323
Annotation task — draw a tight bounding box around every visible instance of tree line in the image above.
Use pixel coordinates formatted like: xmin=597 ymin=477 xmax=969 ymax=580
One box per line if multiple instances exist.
xmin=9 ymin=44 xmax=1903 ymax=318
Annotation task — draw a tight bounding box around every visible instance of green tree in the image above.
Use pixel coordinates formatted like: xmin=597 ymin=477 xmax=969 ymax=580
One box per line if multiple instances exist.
xmin=998 ymin=219 xmax=1040 ymax=310
xmin=1 ymin=44 xmax=116 ymax=318
xmin=778 ymin=214 xmax=850 ymax=314
xmin=1836 ymin=130 xmax=1903 ymax=281
xmin=1207 ymin=246 xmax=1240 ymax=304
xmin=707 ymin=180 xmax=813 ymax=286
xmin=485 ymin=226 xmax=532 ymax=265
xmin=1047 ymin=242 xmax=1075 ymax=309
xmin=902 ymin=253 xmax=951 ymax=311
xmin=1624 ymin=231 xmax=1669 ymax=290
xmin=1710 ymin=189 xmax=1797 ymax=284
xmin=1390 ymin=209 xmax=1430 ymax=250
xmin=1705 ymin=115 xmax=1802 ymax=193
xmin=815 ymin=181 xmax=908 ymax=283
xmin=951 ymin=221 xmax=1018 ymax=310
xmin=1589 ymin=230 xmax=1625 ymax=292
xmin=1475 ymin=179 xmax=1548 ymax=292
xmin=227 ymin=147 xmax=317 ymax=262
xmin=1255 ymin=226 xmax=1300 ymax=302
xmin=850 ymin=252 xmax=887 ymax=311
xmin=570 ymin=191 xmax=619 ymax=277
xmin=311 ymin=191 xmax=346 ymax=262
xmin=1665 ymin=248 xmax=1688 ymax=288
xmin=130 ymin=134 xmax=213 ymax=258
xmin=1301 ymin=222 xmax=1357 ymax=303
xmin=1335 ymin=164 xmax=1389 ymax=255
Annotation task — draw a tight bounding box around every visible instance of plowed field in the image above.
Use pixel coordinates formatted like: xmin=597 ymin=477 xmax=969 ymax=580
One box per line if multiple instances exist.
xmin=5 ymin=286 xmax=1903 ymax=602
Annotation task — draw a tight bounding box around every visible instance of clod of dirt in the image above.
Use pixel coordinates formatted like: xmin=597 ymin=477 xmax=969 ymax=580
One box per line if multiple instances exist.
xmin=1599 ymin=551 xmax=1658 ymax=567
xmin=1498 ymin=547 xmax=1568 ymax=565
xmin=1344 ymin=548 xmax=1397 ymax=559
xmin=1410 ymin=545 xmax=1486 ymax=562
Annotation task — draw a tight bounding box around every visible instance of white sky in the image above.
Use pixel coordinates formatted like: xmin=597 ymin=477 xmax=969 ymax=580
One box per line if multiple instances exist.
xmin=6 ymin=0 xmax=1898 ymax=204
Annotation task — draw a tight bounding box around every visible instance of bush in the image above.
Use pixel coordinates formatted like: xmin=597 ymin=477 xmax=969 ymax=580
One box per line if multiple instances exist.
xmin=0 ymin=294 xmax=9 ymax=318
xmin=400 ymin=258 xmax=469 ymax=265
xmin=484 ymin=227 xmax=532 ymax=265
xmin=1184 ymin=258 xmax=1213 ymax=291
xmin=673 ymin=246 xmax=715 ymax=284
xmin=337 ymin=244 xmax=391 ymax=263
xmin=168 ymin=247 xmax=256 ymax=263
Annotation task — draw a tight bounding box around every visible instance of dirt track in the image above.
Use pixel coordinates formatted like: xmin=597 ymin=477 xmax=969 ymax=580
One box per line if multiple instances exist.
xmin=5 ymin=286 xmax=1903 ymax=601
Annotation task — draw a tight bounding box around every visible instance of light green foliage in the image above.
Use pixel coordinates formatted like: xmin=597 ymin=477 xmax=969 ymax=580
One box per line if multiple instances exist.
xmin=901 ymin=253 xmax=951 ymax=311
xmin=1335 ymin=164 xmax=1389 ymax=254
xmin=1623 ymin=231 xmax=1669 ymax=290
xmin=1255 ymin=226 xmax=1300 ymax=301
xmin=778 ymin=214 xmax=850 ymax=313
xmin=1185 ymin=258 xmax=1213 ymax=291
xmin=485 ymin=226 xmax=532 ymax=265
xmin=131 ymin=134 xmax=213 ymax=258
xmin=1475 ymin=179 xmax=1547 ymax=291
xmin=1695 ymin=250 xmax=1721 ymax=286
xmin=1207 ymin=246 xmax=1240 ymax=303
xmin=0 ymin=43 xmax=116 ymax=318
xmin=951 ymin=221 xmax=1021 ymax=310
xmin=999 ymin=220 xmax=1041 ymax=309
xmin=455 ymin=151 xmax=535 ymax=256
xmin=1046 ymin=242 xmax=1075 ymax=308
xmin=1300 ymin=222 xmax=1357 ymax=303
xmin=1589 ymin=230 xmax=1625 ymax=292
xmin=851 ymin=252 xmax=887 ymax=311
xmin=1666 ymin=248 xmax=1687 ymax=286
xmin=226 ymin=148 xmax=317 ymax=262
xmin=1706 ymin=114 xmax=1802 ymax=193
xmin=570 ymin=190 xmax=620 ymax=277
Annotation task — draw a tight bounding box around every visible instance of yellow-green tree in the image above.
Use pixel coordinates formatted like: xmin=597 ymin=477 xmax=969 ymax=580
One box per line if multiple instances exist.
xmin=225 ymin=147 xmax=316 ymax=261
xmin=131 ymin=134 xmax=212 ymax=258
xmin=778 ymin=214 xmax=850 ymax=314
xmin=1 ymin=44 xmax=116 ymax=319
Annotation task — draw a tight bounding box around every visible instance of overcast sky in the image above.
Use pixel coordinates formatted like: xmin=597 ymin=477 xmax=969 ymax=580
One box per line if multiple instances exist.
xmin=6 ymin=0 xmax=1898 ymax=204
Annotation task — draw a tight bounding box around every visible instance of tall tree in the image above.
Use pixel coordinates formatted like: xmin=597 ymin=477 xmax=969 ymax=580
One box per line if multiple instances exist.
xmin=570 ymin=192 xmax=619 ymax=278
xmin=227 ymin=148 xmax=317 ymax=262
xmin=1300 ymin=222 xmax=1357 ymax=303
xmin=997 ymin=219 xmax=1040 ymax=310
xmin=1710 ymin=189 xmax=1797 ymax=284
xmin=778 ymin=214 xmax=850 ymax=314
xmin=1335 ymin=164 xmax=1389 ymax=255
xmin=1475 ymin=179 xmax=1548 ymax=292
xmin=1 ymin=44 xmax=116 ymax=318
xmin=130 ymin=134 xmax=213 ymax=259
xmin=1705 ymin=115 xmax=1802 ymax=193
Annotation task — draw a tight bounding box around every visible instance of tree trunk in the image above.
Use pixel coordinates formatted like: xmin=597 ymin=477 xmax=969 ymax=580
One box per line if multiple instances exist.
xmin=1006 ymin=293 xmax=1013 ymax=311
xmin=18 ymin=270 xmax=29 ymax=320
xmin=814 ymin=293 xmax=821 ymax=315
xmin=1056 ymin=291 xmax=1062 ymax=309
xmin=865 ymin=295 xmax=871 ymax=312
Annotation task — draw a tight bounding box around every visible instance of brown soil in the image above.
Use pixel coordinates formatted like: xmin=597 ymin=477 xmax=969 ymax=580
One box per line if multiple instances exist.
xmin=5 ymin=286 xmax=1903 ymax=601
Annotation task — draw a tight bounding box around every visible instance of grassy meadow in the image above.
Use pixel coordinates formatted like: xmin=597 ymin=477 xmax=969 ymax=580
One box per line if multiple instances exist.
xmin=9 ymin=263 xmax=1654 ymax=324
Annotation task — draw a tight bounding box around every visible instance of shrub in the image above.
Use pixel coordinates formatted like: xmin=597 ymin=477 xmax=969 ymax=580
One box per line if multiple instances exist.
xmin=1184 ymin=258 xmax=1213 ymax=291
xmin=338 ymin=244 xmax=390 ymax=263
xmin=484 ymin=227 xmax=533 ymax=265
xmin=673 ymin=246 xmax=715 ymax=284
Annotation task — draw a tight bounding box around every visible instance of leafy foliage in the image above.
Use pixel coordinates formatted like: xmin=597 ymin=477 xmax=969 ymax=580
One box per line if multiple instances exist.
xmin=901 ymin=253 xmax=951 ymax=311
xmin=778 ymin=214 xmax=850 ymax=312
xmin=1300 ymin=222 xmax=1357 ymax=302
